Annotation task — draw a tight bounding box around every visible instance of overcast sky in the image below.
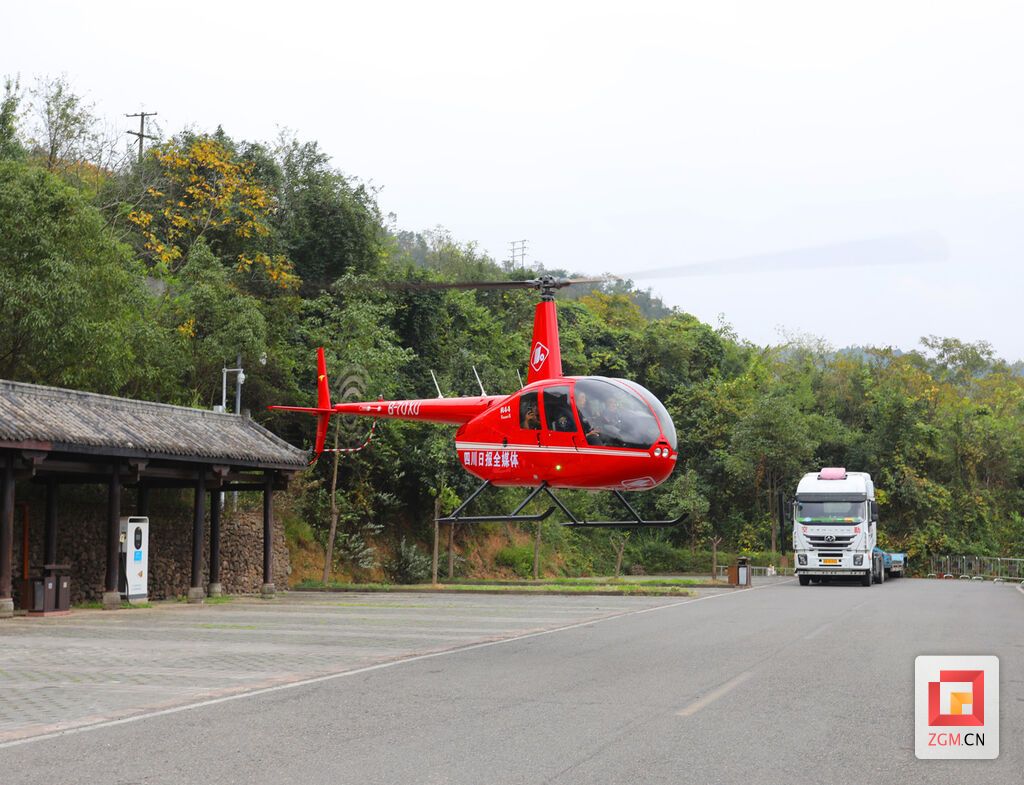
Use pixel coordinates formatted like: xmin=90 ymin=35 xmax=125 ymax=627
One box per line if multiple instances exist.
xmin=7 ymin=1 xmax=1023 ymax=360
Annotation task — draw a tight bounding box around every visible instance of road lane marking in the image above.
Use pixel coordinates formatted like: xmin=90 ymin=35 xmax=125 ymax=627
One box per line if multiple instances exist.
xmin=0 ymin=579 xmax=794 ymax=749
xmin=676 ymin=670 xmax=756 ymax=717
xmin=803 ymin=620 xmax=835 ymax=639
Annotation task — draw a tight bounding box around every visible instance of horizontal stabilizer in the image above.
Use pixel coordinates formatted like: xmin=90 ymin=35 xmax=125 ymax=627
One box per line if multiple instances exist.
xmin=267 ymin=405 xmax=335 ymax=415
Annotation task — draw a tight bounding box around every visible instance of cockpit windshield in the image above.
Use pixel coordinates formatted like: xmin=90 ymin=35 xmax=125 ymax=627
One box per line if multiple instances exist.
xmin=573 ymin=378 xmax=661 ymax=449
xmin=619 ymin=379 xmax=677 ymax=450
xmin=796 ymin=501 xmax=865 ymax=524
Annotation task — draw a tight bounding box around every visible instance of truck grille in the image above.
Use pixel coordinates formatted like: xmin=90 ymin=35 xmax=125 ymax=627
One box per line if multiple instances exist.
xmin=807 ymin=534 xmax=855 ymax=549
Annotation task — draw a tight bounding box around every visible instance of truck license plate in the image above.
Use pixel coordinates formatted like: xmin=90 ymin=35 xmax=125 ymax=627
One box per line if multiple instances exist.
xmin=822 ymin=559 xmax=839 ymax=565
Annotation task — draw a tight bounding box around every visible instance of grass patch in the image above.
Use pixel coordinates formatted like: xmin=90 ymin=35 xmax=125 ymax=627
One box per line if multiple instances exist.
xmin=204 ymin=595 xmax=234 ymax=605
xmin=296 ymin=580 xmax=692 ymax=597
xmin=440 ymin=577 xmax=715 ymax=588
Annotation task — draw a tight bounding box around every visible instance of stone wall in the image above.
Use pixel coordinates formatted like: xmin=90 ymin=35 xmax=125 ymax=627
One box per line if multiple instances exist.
xmin=10 ymin=481 xmax=290 ymax=606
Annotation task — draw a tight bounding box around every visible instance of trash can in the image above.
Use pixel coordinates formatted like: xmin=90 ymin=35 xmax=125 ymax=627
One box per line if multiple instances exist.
xmin=56 ymin=574 xmax=71 ymax=611
xmin=736 ymin=556 xmax=752 ymax=587
xmin=44 ymin=564 xmax=72 ymax=613
xmin=31 ymin=576 xmax=57 ymax=613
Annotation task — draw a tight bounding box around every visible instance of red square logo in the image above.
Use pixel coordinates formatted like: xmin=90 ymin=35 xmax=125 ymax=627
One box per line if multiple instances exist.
xmin=928 ymin=670 xmax=984 ymax=726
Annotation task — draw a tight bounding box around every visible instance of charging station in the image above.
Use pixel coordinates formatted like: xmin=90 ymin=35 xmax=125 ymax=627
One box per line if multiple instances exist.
xmin=119 ymin=516 xmax=149 ymax=602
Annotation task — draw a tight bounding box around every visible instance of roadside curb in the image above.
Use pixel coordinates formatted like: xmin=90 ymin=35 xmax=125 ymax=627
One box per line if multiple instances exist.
xmin=293 ymin=586 xmax=695 ymax=597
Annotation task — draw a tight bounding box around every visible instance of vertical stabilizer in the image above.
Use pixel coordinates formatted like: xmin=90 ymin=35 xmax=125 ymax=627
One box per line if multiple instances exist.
xmin=314 ymin=347 xmax=331 ymax=454
xmin=526 ymin=300 xmax=563 ymax=384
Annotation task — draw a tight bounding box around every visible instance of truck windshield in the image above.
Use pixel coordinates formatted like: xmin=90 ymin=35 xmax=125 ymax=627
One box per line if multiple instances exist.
xmin=796 ymin=501 xmax=865 ymax=523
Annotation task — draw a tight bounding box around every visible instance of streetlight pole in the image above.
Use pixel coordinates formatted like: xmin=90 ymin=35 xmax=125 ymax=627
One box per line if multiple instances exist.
xmin=221 ymin=360 xmax=245 ymax=414
xmin=218 ymin=353 xmax=267 ymax=511
xmin=220 ymin=357 xmax=246 ymax=512
xmin=234 ymin=353 xmax=243 ymax=415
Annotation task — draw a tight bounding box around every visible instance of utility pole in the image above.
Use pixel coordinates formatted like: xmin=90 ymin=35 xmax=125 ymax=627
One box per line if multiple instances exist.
xmin=125 ymin=111 xmax=157 ymax=164
xmin=508 ymin=239 xmax=528 ymax=274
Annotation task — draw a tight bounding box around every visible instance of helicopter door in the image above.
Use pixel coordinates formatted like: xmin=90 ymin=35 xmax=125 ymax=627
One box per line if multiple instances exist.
xmin=540 ymin=386 xmax=580 ymax=452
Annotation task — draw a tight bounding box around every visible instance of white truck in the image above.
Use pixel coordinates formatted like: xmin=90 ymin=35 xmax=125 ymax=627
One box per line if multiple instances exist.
xmin=792 ymin=468 xmax=887 ymax=587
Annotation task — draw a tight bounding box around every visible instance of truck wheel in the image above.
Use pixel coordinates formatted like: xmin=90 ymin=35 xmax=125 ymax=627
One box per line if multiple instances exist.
xmin=799 ymin=575 xmax=810 ymax=586
xmin=861 ymin=570 xmax=872 ymax=587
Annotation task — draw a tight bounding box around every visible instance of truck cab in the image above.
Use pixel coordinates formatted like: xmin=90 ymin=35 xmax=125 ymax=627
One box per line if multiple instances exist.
xmin=792 ymin=468 xmax=885 ymax=587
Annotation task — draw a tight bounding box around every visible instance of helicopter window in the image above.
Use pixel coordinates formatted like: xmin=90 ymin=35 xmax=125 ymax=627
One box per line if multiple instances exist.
xmin=619 ymin=380 xmax=677 ymax=450
xmin=574 ymin=378 xmax=660 ymax=449
xmin=519 ymin=391 xmax=542 ymax=430
xmin=542 ymin=386 xmax=577 ymax=432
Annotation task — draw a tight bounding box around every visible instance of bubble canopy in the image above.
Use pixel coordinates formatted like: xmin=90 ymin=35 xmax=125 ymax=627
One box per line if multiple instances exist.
xmin=572 ymin=377 xmax=678 ymax=450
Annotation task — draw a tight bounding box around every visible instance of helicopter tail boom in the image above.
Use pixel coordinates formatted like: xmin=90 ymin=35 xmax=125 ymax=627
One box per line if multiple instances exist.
xmin=270 ymin=347 xmax=507 ymax=456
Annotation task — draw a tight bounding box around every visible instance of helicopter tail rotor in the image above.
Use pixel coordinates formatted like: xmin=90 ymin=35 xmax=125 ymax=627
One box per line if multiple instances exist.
xmin=267 ymin=346 xmax=335 ymax=457
xmin=313 ymin=347 xmax=332 ymax=454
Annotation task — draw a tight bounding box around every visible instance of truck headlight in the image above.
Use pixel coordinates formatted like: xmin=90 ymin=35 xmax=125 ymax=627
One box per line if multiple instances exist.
xmin=853 ymin=554 xmax=863 ymax=566
xmin=797 ymin=554 xmax=807 ymax=565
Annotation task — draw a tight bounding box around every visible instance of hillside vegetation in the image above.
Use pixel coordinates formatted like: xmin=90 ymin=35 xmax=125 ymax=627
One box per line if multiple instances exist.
xmin=2 ymin=77 xmax=1021 ymax=579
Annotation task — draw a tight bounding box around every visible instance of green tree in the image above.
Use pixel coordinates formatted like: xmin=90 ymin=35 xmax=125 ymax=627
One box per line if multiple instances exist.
xmin=725 ymin=392 xmax=817 ymax=550
xmin=0 ymin=78 xmax=24 ymax=161
xmin=274 ymin=136 xmax=383 ymax=294
xmin=169 ymin=239 xmax=269 ymax=404
xmin=0 ymin=160 xmax=150 ymax=391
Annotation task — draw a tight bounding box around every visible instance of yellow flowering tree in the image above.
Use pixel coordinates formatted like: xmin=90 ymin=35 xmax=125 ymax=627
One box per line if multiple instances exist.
xmin=127 ymin=135 xmax=297 ymax=288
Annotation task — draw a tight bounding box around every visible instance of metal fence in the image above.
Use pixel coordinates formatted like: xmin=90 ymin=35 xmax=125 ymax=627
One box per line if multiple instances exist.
xmin=928 ymin=555 xmax=1024 ymax=580
xmin=715 ymin=565 xmax=792 ymax=578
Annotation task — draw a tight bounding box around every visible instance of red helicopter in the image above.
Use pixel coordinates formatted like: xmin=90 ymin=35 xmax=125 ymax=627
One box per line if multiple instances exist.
xmin=270 ymin=233 xmax=946 ymax=527
xmin=271 ymin=275 xmax=683 ymax=527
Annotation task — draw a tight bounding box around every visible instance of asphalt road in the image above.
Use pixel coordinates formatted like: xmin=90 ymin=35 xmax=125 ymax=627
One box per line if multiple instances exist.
xmin=2 ymin=579 xmax=1020 ymax=784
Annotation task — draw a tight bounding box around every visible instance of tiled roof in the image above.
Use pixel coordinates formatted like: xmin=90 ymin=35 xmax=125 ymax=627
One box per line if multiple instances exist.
xmin=0 ymin=380 xmax=307 ymax=469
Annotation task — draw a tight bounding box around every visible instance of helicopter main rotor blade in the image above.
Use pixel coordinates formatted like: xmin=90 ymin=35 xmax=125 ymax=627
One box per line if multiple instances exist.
xmin=626 ymin=232 xmax=948 ymax=281
xmin=382 ymin=276 xmax=612 ymax=291
xmin=383 ymin=280 xmax=532 ymax=291
xmin=557 ymin=277 xmax=610 ymax=286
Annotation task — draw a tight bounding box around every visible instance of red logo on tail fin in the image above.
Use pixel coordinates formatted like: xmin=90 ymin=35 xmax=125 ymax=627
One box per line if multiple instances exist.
xmin=531 ymin=342 xmax=549 ymax=372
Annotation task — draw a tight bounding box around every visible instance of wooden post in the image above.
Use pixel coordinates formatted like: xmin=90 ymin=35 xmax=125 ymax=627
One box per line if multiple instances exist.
xmin=710 ymin=535 xmax=722 ymax=582
xmin=262 ymin=472 xmax=275 ymax=596
xmin=0 ymin=457 xmax=13 ymax=618
xmin=447 ymin=522 xmax=455 ymax=580
xmin=533 ymin=521 xmax=541 ymax=580
xmin=431 ymin=497 xmax=440 ymax=585
xmin=102 ymin=462 xmax=121 ymax=609
xmin=44 ymin=478 xmax=58 ymax=568
xmin=209 ymin=490 xmax=222 ymax=597
xmin=770 ymin=488 xmax=778 ymax=554
xmin=188 ymin=469 xmax=205 ymax=603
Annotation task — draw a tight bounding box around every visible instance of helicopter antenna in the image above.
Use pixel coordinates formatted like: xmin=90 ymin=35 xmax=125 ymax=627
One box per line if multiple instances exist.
xmin=472 ymin=366 xmax=487 ymax=396
xmin=516 ymin=369 xmax=524 ymax=388
xmin=430 ymin=369 xmax=444 ymax=398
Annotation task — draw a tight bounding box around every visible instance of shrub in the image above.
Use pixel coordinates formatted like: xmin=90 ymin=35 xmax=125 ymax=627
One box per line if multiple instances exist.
xmin=382 ymin=537 xmax=432 ymax=584
xmin=636 ymin=539 xmax=682 ymax=573
xmin=495 ymin=544 xmax=535 ymax=578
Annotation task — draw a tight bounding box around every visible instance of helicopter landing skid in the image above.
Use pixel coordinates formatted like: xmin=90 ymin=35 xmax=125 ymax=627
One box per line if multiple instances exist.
xmin=437 ymin=481 xmax=686 ymax=529
xmin=554 ymin=489 xmax=687 ymax=529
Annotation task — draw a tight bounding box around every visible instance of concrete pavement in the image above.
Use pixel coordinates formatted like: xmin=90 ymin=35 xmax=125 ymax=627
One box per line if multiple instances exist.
xmin=1 ymin=579 xmax=1020 ymax=784
xmin=0 ymin=590 xmax=680 ymax=744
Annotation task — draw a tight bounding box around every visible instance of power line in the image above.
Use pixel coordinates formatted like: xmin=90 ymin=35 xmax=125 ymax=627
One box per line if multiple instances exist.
xmin=508 ymin=239 xmax=528 ymax=273
xmin=125 ymin=111 xmax=158 ymax=165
